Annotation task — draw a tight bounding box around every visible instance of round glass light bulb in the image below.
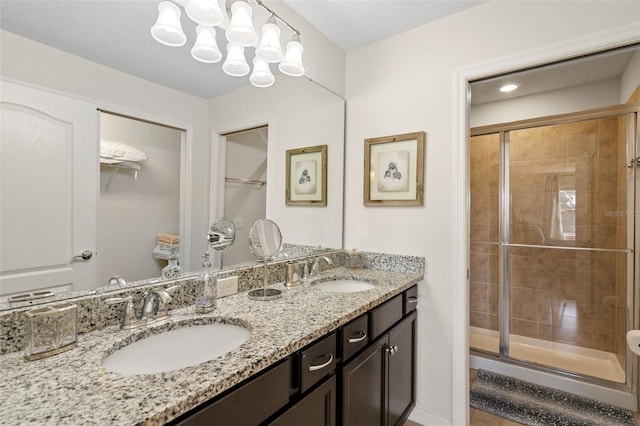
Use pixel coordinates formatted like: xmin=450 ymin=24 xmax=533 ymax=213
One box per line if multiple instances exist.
xmin=185 ymin=0 xmax=223 ymax=26
xmin=222 ymin=43 xmax=250 ymax=77
xmin=150 ymin=1 xmax=187 ymax=47
xmin=191 ymin=25 xmax=222 ymax=63
xmin=250 ymin=57 xmax=275 ymax=88
xmin=255 ymin=22 xmax=283 ymax=63
xmin=225 ymin=1 xmax=258 ymax=47
xmin=278 ymin=40 xmax=304 ymax=77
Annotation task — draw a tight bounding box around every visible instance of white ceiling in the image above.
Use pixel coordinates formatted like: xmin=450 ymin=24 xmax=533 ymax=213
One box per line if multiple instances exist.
xmin=0 ymin=0 xmax=484 ymax=98
xmin=0 ymin=0 xmax=636 ymax=101
xmin=284 ymin=0 xmax=485 ymax=51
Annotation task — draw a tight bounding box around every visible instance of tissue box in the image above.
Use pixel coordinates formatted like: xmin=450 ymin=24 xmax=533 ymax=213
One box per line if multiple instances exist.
xmin=23 ymin=303 xmax=78 ymax=361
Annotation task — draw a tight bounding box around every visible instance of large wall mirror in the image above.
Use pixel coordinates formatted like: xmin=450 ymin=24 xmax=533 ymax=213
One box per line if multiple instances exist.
xmin=0 ymin=1 xmax=345 ymax=310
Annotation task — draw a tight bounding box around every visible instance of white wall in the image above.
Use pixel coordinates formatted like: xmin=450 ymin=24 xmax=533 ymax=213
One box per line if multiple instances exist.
xmin=0 ymin=29 xmax=210 ymax=273
xmin=343 ymin=1 xmax=640 ymax=424
xmin=471 ymin=78 xmax=621 ymax=127
xmin=99 ymin=113 xmax=181 ymax=285
xmin=621 ymin=49 xmax=640 ymax=102
xmin=209 ymin=76 xmax=345 ymax=250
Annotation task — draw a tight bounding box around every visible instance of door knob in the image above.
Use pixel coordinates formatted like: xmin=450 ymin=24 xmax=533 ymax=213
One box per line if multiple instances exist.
xmin=73 ymin=250 xmax=94 ymax=261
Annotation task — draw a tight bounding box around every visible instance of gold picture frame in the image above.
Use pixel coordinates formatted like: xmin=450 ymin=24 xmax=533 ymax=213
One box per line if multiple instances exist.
xmin=286 ymin=144 xmax=327 ymax=206
xmin=364 ymin=131 xmax=425 ymax=206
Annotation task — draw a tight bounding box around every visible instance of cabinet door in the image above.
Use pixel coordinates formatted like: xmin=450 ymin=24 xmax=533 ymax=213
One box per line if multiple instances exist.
xmin=270 ymin=376 xmax=336 ymax=426
xmin=386 ymin=312 xmax=416 ymax=426
xmin=341 ymin=338 xmax=385 ymax=426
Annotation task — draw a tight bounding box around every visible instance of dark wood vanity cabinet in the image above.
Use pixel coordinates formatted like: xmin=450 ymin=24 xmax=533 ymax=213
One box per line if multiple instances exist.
xmin=341 ymin=297 xmax=417 ymax=426
xmin=170 ymin=286 xmax=417 ymax=426
xmin=271 ymin=376 xmax=337 ymax=426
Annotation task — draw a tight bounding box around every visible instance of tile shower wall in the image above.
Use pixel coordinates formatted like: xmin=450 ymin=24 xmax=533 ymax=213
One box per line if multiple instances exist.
xmin=470 ymin=117 xmax=628 ymax=362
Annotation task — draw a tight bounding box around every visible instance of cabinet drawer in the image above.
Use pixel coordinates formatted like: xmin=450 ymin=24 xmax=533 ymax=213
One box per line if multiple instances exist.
xmin=340 ymin=314 xmax=369 ymax=361
xmin=173 ymin=358 xmax=290 ymax=426
xmin=300 ymin=332 xmax=337 ymax=393
xmin=403 ymin=286 xmax=418 ymax=314
xmin=369 ymin=294 xmax=403 ymax=340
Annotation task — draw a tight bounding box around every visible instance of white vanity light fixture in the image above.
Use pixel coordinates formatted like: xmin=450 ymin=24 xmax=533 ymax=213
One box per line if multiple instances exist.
xmin=226 ymin=0 xmax=259 ymax=47
xmin=279 ymin=34 xmax=304 ymax=77
xmin=185 ymin=0 xmax=224 ymax=26
xmin=191 ymin=25 xmax=223 ymax=63
xmin=499 ymin=83 xmax=519 ymax=93
xmin=255 ymin=15 xmax=284 ymax=63
xmin=250 ymin=56 xmax=275 ymax=87
xmin=222 ymin=42 xmax=250 ymax=76
xmin=150 ymin=0 xmax=305 ymax=88
xmin=150 ymin=1 xmax=187 ymax=47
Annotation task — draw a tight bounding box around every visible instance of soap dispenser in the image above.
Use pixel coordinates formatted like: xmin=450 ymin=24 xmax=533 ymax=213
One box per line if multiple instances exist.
xmin=195 ymin=250 xmax=217 ymax=313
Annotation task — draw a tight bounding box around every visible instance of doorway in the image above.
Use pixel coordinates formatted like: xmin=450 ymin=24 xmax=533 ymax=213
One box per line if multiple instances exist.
xmin=98 ymin=112 xmax=183 ymax=285
xmin=466 ymin=45 xmax=640 ymax=410
xmin=221 ymin=126 xmax=268 ymax=266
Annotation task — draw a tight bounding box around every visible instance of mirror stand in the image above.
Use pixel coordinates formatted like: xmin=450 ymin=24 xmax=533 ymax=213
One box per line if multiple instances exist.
xmin=247 ymin=218 xmax=283 ymax=301
xmin=247 ymin=258 xmax=282 ymax=301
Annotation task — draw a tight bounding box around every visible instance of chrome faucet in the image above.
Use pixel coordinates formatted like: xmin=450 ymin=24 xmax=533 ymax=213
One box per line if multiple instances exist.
xmin=310 ymin=256 xmax=334 ymax=277
xmin=105 ymin=285 xmax=179 ymax=329
xmin=142 ymin=287 xmax=174 ymax=322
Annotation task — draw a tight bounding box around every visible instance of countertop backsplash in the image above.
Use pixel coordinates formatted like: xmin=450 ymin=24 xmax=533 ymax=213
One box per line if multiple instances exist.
xmin=0 ymin=250 xmax=424 ymax=355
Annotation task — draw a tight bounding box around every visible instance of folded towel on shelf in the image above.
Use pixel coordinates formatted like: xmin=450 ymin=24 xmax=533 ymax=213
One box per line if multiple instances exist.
xmin=156 ymin=233 xmax=180 ymax=245
xmin=100 ymin=140 xmax=148 ymax=163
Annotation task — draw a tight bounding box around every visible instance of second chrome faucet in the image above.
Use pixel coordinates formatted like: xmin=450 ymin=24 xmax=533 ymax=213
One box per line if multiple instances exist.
xmin=105 ymin=285 xmax=179 ymax=330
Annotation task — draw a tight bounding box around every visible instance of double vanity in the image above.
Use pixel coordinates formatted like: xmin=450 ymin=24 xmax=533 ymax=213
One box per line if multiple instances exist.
xmin=0 ymin=252 xmax=423 ymax=425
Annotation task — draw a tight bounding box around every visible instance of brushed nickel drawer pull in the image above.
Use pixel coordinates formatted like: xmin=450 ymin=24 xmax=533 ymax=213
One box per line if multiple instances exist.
xmin=308 ymin=353 xmax=334 ymax=372
xmin=348 ymin=331 xmax=367 ymax=344
xmin=407 ymin=296 xmax=418 ymax=304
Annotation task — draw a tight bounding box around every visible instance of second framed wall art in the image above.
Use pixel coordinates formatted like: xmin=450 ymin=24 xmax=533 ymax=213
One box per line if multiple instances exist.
xmin=364 ymin=131 xmax=425 ymax=206
xmin=286 ymin=144 xmax=327 ymax=206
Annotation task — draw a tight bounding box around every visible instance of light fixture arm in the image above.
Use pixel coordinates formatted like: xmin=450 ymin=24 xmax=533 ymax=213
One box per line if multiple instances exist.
xmin=227 ymin=0 xmax=301 ymax=38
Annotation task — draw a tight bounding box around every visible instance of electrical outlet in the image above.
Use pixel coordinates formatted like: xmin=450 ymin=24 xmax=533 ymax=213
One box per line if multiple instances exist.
xmin=218 ymin=276 xmax=238 ymax=298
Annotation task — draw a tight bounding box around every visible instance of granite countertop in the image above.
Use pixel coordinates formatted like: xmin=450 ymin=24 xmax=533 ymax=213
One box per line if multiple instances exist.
xmin=0 ymin=267 xmax=421 ymax=425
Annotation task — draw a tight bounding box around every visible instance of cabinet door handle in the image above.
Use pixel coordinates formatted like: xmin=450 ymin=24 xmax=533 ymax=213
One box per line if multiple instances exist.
xmin=348 ymin=331 xmax=367 ymax=344
xmin=407 ymin=296 xmax=418 ymax=304
xmin=385 ymin=345 xmax=399 ymax=355
xmin=308 ymin=353 xmax=334 ymax=372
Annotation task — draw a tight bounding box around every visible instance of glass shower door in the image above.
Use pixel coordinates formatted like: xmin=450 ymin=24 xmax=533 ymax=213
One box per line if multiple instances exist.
xmin=506 ymin=116 xmax=631 ymax=383
xmin=470 ymin=108 xmax=638 ymax=386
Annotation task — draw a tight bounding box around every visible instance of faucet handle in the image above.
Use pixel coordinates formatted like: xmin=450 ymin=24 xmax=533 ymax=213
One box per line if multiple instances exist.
xmin=104 ymin=296 xmax=140 ymax=329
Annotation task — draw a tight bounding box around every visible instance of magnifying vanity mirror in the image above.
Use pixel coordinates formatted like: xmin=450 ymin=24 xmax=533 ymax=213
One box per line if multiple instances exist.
xmin=208 ymin=217 xmax=236 ymax=252
xmin=247 ymin=219 xmax=284 ymax=301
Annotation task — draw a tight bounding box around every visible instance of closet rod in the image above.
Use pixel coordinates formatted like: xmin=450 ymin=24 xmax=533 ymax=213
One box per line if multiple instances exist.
xmin=225 ymin=177 xmax=266 ymax=186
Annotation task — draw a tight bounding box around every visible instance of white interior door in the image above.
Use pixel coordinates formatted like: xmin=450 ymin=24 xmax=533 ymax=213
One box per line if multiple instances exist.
xmin=0 ymin=81 xmax=98 ymax=298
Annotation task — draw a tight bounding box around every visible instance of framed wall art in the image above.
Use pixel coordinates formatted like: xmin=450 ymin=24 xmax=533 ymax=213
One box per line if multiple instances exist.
xmin=286 ymin=144 xmax=327 ymax=206
xmin=364 ymin=131 xmax=425 ymax=206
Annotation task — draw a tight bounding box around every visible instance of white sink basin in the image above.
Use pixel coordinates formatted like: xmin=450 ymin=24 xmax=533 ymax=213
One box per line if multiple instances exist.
xmin=103 ymin=323 xmax=250 ymax=375
xmin=314 ymin=279 xmax=375 ymax=293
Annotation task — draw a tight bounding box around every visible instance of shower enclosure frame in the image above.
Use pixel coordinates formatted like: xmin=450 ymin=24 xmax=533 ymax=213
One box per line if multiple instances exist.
xmin=469 ymin=103 xmax=640 ymax=405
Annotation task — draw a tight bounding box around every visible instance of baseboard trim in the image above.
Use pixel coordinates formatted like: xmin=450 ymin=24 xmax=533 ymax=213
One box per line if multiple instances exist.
xmin=408 ymin=406 xmax=452 ymax=426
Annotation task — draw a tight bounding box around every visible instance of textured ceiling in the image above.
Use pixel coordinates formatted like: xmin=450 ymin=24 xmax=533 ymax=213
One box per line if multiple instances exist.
xmin=0 ymin=1 xmax=635 ymax=101
xmin=0 ymin=0 xmax=485 ymax=99
xmin=285 ymin=0 xmax=485 ymax=50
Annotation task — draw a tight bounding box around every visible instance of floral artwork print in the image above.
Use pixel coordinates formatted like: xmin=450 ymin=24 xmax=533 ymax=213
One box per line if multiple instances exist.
xmin=294 ymin=159 xmax=317 ymax=194
xmin=376 ymin=150 xmax=409 ymax=192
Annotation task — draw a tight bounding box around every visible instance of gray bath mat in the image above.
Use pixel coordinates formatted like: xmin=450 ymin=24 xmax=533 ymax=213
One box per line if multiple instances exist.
xmin=470 ymin=369 xmax=636 ymax=425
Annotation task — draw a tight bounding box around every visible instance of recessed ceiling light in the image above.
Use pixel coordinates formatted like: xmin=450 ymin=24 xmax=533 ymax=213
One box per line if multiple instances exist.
xmin=499 ymin=83 xmax=519 ymax=93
